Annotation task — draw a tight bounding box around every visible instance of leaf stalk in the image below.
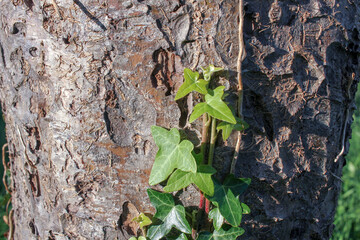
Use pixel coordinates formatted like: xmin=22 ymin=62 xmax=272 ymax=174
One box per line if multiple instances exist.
xmin=200 ymin=113 xmax=210 ymax=163
xmin=208 ymin=117 xmax=217 ymax=166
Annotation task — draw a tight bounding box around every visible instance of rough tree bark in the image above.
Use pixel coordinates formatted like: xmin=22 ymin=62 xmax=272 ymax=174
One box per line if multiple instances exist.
xmin=0 ymin=0 xmax=359 ymax=239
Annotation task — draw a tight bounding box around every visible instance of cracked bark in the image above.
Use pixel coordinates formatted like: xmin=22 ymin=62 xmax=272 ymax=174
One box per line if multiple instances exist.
xmin=0 ymin=0 xmax=359 ymax=239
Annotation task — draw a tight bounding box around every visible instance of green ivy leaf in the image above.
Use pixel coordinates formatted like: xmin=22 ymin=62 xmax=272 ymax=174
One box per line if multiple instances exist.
xmin=223 ymin=174 xmax=251 ymax=198
xmin=163 ymin=170 xmax=192 ymax=193
xmin=197 ymin=226 xmax=245 ymax=240
xmin=149 ymin=126 xmax=197 ymax=185
xmin=132 ymin=213 xmax=152 ymax=229
xmin=201 ymin=65 xmax=223 ymax=82
xmin=189 ymin=86 xmax=236 ymax=124
xmin=129 ymin=237 xmax=146 ymax=240
xmin=163 ymin=164 xmax=216 ymax=196
xmin=175 ymin=68 xmax=208 ymax=100
xmin=206 ymin=175 xmax=250 ymax=226
xmin=193 ymin=151 xmax=204 ymax=165
xmin=241 ymin=203 xmax=251 ymax=214
xmin=217 ymin=117 xmax=249 ymax=141
xmin=193 ymin=165 xmax=216 ymax=196
xmin=206 ymin=178 xmax=242 ymax=227
xmin=146 ymin=189 xmax=191 ymax=240
xmin=168 ymin=233 xmax=188 ymax=240
xmin=208 ymin=208 xmax=224 ymax=231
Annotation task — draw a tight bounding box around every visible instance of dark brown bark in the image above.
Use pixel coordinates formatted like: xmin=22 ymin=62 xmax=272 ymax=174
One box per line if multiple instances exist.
xmin=0 ymin=0 xmax=359 ymax=239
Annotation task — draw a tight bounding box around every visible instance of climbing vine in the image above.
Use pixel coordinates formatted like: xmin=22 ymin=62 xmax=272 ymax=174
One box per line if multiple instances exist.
xmin=130 ymin=65 xmax=250 ymax=240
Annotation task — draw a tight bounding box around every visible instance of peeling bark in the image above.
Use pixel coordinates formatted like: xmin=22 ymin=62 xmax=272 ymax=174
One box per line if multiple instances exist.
xmin=0 ymin=0 xmax=359 ymax=239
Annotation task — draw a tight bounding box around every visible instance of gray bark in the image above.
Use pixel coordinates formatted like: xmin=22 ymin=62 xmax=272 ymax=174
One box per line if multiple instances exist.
xmin=0 ymin=0 xmax=359 ymax=239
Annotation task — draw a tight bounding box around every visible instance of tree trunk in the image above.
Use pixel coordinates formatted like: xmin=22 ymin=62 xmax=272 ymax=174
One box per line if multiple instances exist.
xmin=0 ymin=0 xmax=359 ymax=239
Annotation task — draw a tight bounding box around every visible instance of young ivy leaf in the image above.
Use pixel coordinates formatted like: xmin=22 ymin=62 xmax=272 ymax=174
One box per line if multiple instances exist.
xmin=201 ymin=64 xmax=223 ymax=82
xmin=149 ymin=126 xmax=197 ymax=185
xmin=197 ymin=226 xmax=245 ymax=240
xmin=146 ymin=189 xmax=191 ymax=240
xmin=175 ymin=68 xmax=208 ymax=100
xmin=217 ymin=117 xmax=249 ymax=141
xmin=163 ymin=164 xmax=216 ymax=196
xmin=189 ymin=86 xmax=236 ymax=124
xmin=208 ymin=208 xmax=224 ymax=231
xmin=132 ymin=213 xmax=152 ymax=229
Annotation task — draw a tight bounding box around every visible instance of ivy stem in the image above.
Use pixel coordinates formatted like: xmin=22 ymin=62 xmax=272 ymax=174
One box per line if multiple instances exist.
xmin=200 ymin=114 xmax=210 ymax=162
xmin=207 ymin=116 xmax=217 ymax=166
xmin=199 ymin=113 xmax=210 ymax=211
xmin=199 ymin=192 xmax=205 ymax=209
xmin=204 ymin=116 xmax=217 ymax=215
xmin=205 ymin=199 xmax=210 ymax=214
xmin=141 ymin=228 xmax=146 ymax=238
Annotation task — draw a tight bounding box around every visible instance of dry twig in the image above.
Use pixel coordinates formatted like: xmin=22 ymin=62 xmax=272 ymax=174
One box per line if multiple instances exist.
xmin=231 ymin=0 xmax=246 ymax=174
xmin=2 ymin=143 xmax=11 ymax=194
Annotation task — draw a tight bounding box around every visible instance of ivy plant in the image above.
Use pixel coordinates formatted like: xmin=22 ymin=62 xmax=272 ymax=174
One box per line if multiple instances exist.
xmin=132 ymin=65 xmax=250 ymax=240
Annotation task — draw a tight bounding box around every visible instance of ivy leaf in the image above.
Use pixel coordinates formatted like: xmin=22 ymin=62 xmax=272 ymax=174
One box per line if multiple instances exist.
xmin=197 ymin=226 xmax=245 ymax=240
xmin=163 ymin=170 xmax=192 ymax=193
xmin=241 ymin=203 xmax=251 ymax=214
xmin=129 ymin=237 xmax=146 ymax=240
xmin=208 ymin=208 xmax=224 ymax=231
xmin=193 ymin=151 xmax=204 ymax=165
xmin=217 ymin=117 xmax=249 ymax=141
xmin=146 ymin=189 xmax=191 ymax=240
xmin=189 ymin=86 xmax=236 ymax=124
xmin=201 ymin=65 xmax=223 ymax=81
xmin=132 ymin=213 xmax=152 ymax=229
xmin=164 ymin=164 xmax=216 ymax=196
xmin=223 ymin=174 xmax=251 ymax=198
xmin=206 ymin=178 xmax=242 ymax=226
xmin=193 ymin=165 xmax=216 ymax=196
xmin=206 ymin=175 xmax=251 ymax=226
xmin=168 ymin=233 xmax=188 ymax=240
xmin=149 ymin=126 xmax=197 ymax=185
xmin=175 ymin=68 xmax=208 ymax=100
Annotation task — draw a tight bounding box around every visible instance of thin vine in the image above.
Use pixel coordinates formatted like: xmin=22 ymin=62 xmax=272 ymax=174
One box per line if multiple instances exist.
xmin=232 ymin=0 xmax=246 ymax=175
